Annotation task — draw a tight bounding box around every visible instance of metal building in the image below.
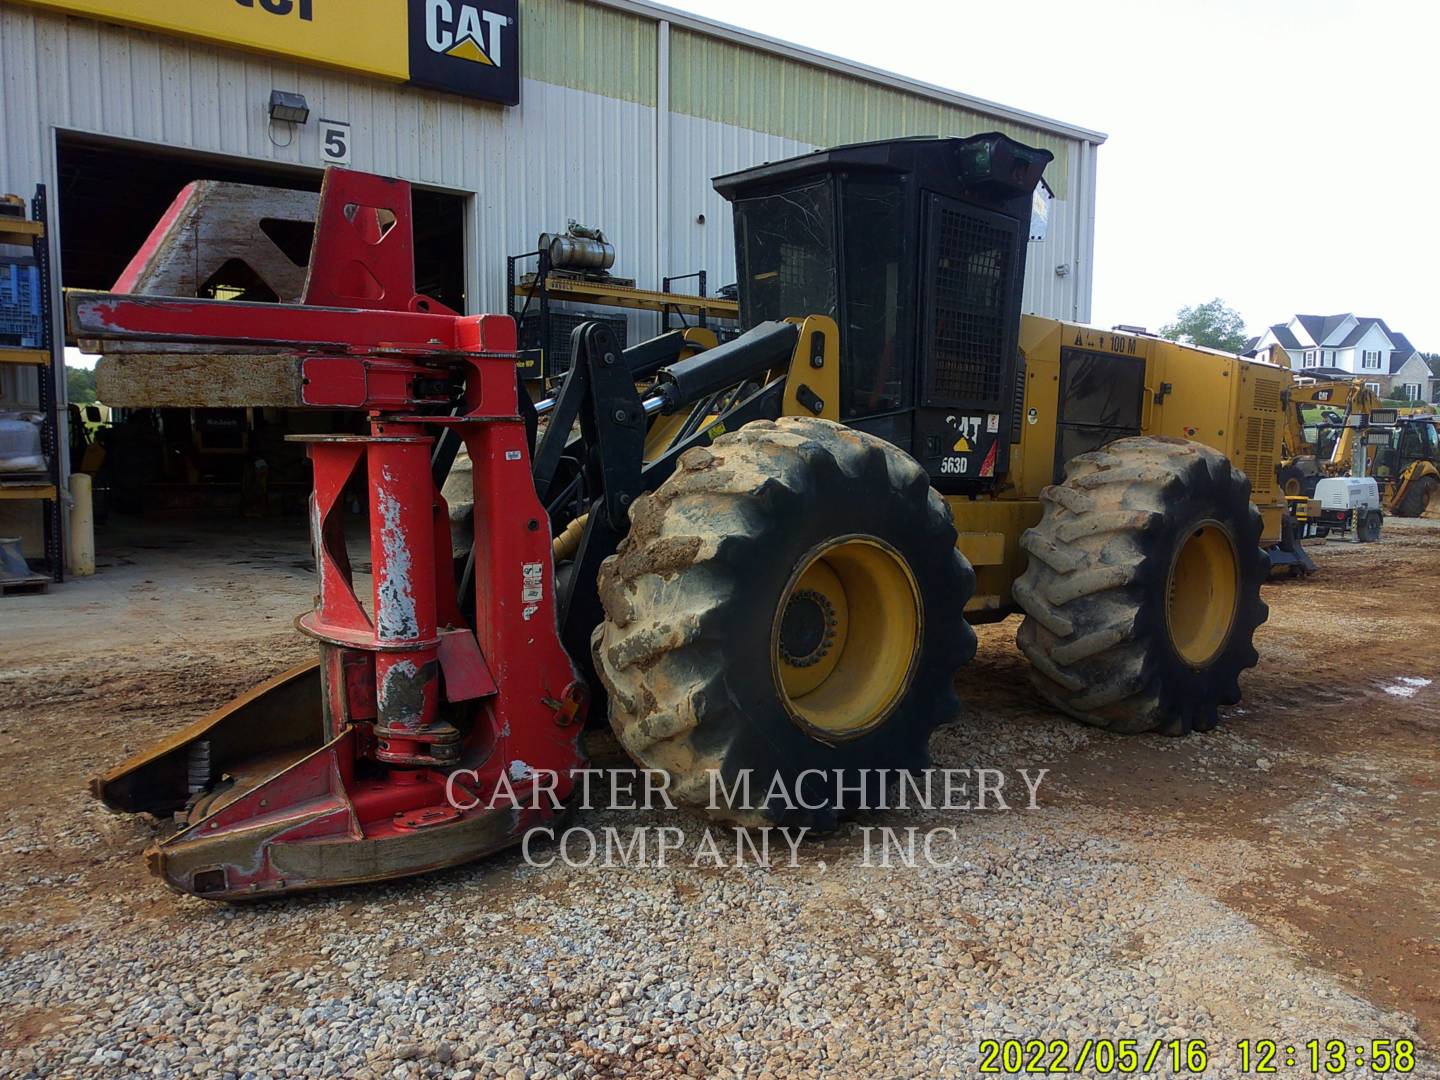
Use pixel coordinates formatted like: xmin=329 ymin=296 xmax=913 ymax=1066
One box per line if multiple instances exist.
xmin=0 ymin=0 xmax=1103 ymax=543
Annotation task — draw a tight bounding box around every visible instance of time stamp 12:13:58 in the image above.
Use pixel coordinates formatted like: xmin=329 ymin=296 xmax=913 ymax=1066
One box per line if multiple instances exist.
xmin=1239 ymin=1040 xmax=1416 ymax=1074
xmin=977 ymin=1038 xmax=1417 ymax=1074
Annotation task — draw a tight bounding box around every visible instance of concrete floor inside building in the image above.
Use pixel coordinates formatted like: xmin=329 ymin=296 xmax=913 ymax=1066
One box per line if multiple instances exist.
xmin=5 ymin=517 xmax=323 ymax=660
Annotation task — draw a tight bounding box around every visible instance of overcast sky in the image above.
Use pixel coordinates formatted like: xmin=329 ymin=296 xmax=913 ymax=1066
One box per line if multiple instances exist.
xmin=671 ymin=0 xmax=1437 ymax=349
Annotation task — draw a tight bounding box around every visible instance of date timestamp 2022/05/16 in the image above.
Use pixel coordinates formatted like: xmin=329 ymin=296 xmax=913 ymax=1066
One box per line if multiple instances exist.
xmin=977 ymin=1037 xmax=1418 ymax=1074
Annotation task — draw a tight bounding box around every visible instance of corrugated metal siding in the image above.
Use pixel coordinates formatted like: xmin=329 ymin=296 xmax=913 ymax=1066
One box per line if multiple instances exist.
xmin=522 ymin=0 xmax=656 ymax=106
xmin=668 ymin=29 xmax=1072 ymax=198
xmin=1019 ymin=149 xmax=1082 ymax=325
xmin=1022 ymin=187 xmax=1076 ymax=320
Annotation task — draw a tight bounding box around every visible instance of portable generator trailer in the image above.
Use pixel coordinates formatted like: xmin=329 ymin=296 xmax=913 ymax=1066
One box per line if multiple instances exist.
xmin=1307 ymin=477 xmax=1384 ymax=542
xmin=81 ymin=136 xmax=1301 ymax=901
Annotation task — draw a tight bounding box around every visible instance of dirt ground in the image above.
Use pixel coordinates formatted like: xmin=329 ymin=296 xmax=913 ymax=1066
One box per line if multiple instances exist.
xmin=0 ymin=515 xmax=1436 ymax=1077
xmin=999 ymin=527 xmax=1440 ymax=1038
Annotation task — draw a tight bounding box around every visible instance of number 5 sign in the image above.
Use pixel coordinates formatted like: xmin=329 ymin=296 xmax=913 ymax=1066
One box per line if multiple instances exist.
xmin=319 ymin=119 xmax=352 ymax=166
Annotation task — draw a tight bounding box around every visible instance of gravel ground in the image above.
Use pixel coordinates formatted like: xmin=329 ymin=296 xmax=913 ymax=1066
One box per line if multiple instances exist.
xmin=0 ymin=518 xmax=1436 ymax=1078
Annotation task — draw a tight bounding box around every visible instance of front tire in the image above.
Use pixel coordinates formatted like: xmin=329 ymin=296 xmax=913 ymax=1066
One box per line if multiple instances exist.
xmin=1278 ymin=464 xmax=1311 ymax=498
xmin=1013 ymin=436 xmax=1268 ymax=735
xmin=593 ymin=417 xmax=976 ymax=828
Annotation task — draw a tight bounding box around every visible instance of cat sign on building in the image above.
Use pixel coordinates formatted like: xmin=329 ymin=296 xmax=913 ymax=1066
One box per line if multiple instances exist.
xmin=12 ymin=0 xmax=522 ymax=104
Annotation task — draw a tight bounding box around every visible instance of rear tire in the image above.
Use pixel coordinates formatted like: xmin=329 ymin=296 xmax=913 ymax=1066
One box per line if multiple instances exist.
xmin=1356 ymin=510 xmax=1383 ymax=543
xmin=1395 ymin=475 xmax=1438 ymax=518
xmin=593 ymin=417 xmax=976 ymax=828
xmin=1013 ymin=436 xmax=1268 ymax=735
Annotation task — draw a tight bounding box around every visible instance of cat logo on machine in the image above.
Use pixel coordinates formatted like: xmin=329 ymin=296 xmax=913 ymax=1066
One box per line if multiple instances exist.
xmin=947 ymin=413 xmax=983 ymax=453
xmin=409 ymin=0 xmax=520 ymax=105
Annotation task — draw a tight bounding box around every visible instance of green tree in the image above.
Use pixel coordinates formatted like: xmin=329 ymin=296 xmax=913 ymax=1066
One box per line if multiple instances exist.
xmin=66 ymin=365 xmax=97 ymax=404
xmin=1159 ymin=298 xmax=1250 ymax=354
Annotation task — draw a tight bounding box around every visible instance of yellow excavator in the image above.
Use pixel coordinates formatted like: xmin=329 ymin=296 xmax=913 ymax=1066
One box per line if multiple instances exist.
xmin=1278 ymin=374 xmax=1377 ymax=497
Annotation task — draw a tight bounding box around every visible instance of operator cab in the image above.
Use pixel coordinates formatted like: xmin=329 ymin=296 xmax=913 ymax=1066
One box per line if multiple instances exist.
xmin=1374 ymin=416 xmax=1439 ymax=479
xmin=714 ymin=133 xmax=1052 ymax=493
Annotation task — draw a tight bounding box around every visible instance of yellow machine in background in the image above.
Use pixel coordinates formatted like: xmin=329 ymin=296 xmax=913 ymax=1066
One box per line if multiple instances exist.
xmin=1374 ymin=416 xmax=1440 ymax=518
xmin=1278 ymin=374 xmax=1440 ymax=516
xmin=1279 ymin=376 xmax=1377 ymax=496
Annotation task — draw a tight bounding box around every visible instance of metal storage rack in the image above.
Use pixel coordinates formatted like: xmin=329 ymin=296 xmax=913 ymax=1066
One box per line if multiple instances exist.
xmin=507 ymin=246 xmax=739 ymax=380
xmin=0 ymin=185 xmax=64 ymax=584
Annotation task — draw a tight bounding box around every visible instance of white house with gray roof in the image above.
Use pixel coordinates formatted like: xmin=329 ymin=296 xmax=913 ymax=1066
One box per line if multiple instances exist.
xmin=1389 ymin=353 xmax=1440 ymax=404
xmin=1250 ymin=313 xmax=1423 ymax=398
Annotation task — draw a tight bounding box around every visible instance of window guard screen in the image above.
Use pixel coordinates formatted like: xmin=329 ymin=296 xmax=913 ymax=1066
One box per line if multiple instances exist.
xmin=922 ymin=198 xmax=1019 ymax=408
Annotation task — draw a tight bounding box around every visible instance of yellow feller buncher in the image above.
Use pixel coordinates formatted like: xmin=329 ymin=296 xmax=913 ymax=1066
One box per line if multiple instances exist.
xmin=84 ymin=135 xmax=1304 ymax=898
xmin=595 ymin=135 xmax=1297 ymax=804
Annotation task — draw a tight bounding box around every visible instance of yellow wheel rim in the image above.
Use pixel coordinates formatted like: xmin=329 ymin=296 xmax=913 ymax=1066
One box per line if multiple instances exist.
xmin=1283 ymin=476 xmax=1302 ymax=497
xmin=1166 ymin=520 xmax=1240 ymax=668
xmin=773 ymin=536 xmax=921 ymax=737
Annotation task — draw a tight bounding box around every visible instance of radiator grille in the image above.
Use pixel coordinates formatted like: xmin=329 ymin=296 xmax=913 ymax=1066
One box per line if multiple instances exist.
xmin=928 ymin=207 xmax=1012 ymax=405
xmin=1243 ymin=416 xmax=1279 ymax=497
xmin=1250 ymin=375 xmax=1283 ymax=413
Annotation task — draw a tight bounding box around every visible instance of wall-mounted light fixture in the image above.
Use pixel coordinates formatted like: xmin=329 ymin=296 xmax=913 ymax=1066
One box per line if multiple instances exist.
xmin=268 ymin=90 xmax=310 ymax=125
